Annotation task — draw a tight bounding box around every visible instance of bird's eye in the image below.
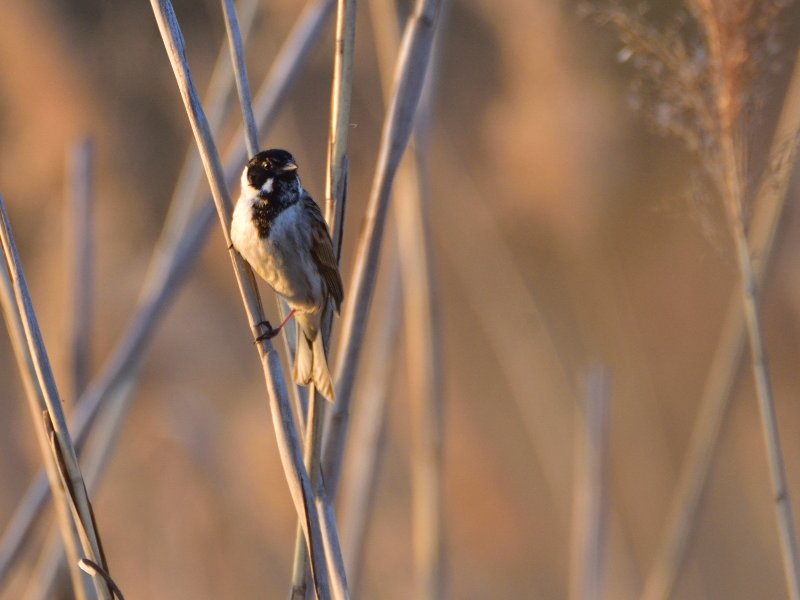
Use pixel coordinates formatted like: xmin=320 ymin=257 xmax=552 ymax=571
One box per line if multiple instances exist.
xmin=248 ymin=164 xmax=269 ymax=189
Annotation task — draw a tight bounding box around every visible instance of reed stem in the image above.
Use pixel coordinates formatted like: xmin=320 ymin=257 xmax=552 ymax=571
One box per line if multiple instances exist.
xmin=0 ymin=195 xmax=112 ymax=600
xmin=149 ymin=0 xmax=339 ymax=596
xmin=0 ymin=1 xmax=332 ymax=588
xmin=322 ymin=0 xmax=442 ymax=500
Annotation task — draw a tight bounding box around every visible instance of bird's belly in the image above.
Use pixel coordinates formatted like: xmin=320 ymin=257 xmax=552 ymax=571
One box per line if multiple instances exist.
xmin=231 ymin=203 xmax=324 ymax=312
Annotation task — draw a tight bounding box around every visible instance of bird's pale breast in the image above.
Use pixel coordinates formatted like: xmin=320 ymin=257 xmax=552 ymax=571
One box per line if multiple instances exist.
xmin=231 ymin=197 xmax=325 ymax=313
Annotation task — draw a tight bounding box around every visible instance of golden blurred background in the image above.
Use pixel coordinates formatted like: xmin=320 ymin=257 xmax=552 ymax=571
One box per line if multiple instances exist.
xmin=2 ymin=0 xmax=800 ymax=598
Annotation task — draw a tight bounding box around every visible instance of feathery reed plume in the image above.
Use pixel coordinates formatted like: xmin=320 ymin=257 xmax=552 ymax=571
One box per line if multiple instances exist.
xmin=0 ymin=195 xmax=113 ymax=600
xmin=0 ymin=0 xmax=331 ymax=586
xmin=641 ymin=40 xmax=800 ymax=600
xmin=688 ymin=24 xmax=800 ymax=600
xmin=585 ymin=1 xmax=800 ymax=598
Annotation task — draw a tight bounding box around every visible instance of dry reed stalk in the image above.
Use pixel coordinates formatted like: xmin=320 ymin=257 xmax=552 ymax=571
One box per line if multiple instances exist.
xmin=431 ymin=130 xmax=645 ymax=592
xmin=148 ymin=1 xmax=338 ymax=596
xmin=68 ymin=137 xmax=95 ymax=401
xmin=221 ymin=0 xmax=259 ymax=156
xmin=366 ymin=0 xmax=445 ymax=593
xmin=569 ymin=367 xmax=612 ymax=600
xmin=0 ymin=221 xmax=93 ymax=600
xmin=392 ymin=47 xmax=444 ymax=600
xmin=0 ymin=0 xmax=332 ymax=584
xmin=289 ymin=0 xmax=356 ymax=596
xmin=0 ymin=195 xmax=113 ymax=600
xmin=2 ymin=2 xmax=254 ymax=586
xmin=220 ymin=0 xmax=309 ymax=427
xmin=142 ymin=0 xmax=261 ymax=285
xmin=641 ymin=40 xmax=800 ymax=600
xmin=338 ymin=253 xmax=401 ymax=592
xmin=694 ymin=4 xmax=800 ymax=599
xmin=321 ymin=0 xmax=443 ymax=501
xmin=35 ymin=135 xmax=98 ymax=600
xmin=24 ymin=382 xmax=137 ymax=600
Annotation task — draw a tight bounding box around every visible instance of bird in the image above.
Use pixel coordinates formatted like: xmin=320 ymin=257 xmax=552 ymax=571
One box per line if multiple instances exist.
xmin=231 ymin=149 xmax=343 ymax=402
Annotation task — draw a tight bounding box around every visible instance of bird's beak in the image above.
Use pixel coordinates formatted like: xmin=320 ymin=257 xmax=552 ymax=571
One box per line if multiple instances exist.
xmin=283 ymin=162 xmax=298 ymax=172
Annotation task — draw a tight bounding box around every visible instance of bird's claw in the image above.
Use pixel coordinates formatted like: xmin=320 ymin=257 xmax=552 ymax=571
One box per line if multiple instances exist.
xmin=254 ymin=321 xmax=279 ymax=343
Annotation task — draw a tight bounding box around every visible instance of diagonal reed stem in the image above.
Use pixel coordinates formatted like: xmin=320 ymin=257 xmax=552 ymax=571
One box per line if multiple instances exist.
xmin=0 ymin=195 xmax=112 ymax=600
xmin=220 ymin=0 xmax=352 ymax=597
xmin=723 ymin=135 xmax=800 ymax=600
xmin=0 ymin=0 xmax=333 ymax=588
xmin=0 ymin=221 xmax=93 ymax=600
xmin=321 ymin=0 xmax=442 ymax=501
xmin=640 ymin=36 xmax=800 ymax=600
xmin=148 ymin=0 xmax=336 ymax=596
xmin=699 ymin=7 xmax=799 ymax=598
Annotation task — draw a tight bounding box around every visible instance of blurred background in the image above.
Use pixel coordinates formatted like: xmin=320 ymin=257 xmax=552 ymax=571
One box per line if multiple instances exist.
xmin=2 ymin=0 xmax=800 ymax=598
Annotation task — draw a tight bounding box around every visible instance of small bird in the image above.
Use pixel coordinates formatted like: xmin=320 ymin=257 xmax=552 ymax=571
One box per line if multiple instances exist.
xmin=231 ymin=149 xmax=343 ymax=401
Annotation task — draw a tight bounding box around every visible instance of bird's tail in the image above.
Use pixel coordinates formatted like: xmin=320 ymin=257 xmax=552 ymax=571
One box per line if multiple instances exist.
xmin=293 ymin=327 xmax=336 ymax=402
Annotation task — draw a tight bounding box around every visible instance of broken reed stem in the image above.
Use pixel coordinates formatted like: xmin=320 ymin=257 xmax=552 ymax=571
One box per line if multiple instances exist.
xmin=24 ymin=377 xmax=138 ymax=600
xmin=3 ymin=7 xmax=252 ymax=589
xmin=0 ymin=217 xmax=92 ymax=600
xmin=641 ymin=40 xmax=800 ymax=600
xmin=569 ymin=367 xmax=612 ymax=600
xmin=0 ymin=0 xmax=332 ymax=586
xmin=149 ymin=1 xmax=337 ymax=597
xmin=68 ymin=137 xmax=94 ymax=401
xmin=289 ymin=0 xmax=356 ymax=596
xmin=322 ymin=0 xmax=442 ymax=499
xmin=0 ymin=196 xmax=112 ymax=600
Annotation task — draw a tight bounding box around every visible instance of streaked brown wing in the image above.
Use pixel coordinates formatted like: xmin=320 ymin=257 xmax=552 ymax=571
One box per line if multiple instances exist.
xmin=304 ymin=194 xmax=344 ymax=312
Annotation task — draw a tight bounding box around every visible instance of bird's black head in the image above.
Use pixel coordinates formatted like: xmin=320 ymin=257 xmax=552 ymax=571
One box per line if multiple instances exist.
xmin=246 ymin=149 xmax=298 ymax=190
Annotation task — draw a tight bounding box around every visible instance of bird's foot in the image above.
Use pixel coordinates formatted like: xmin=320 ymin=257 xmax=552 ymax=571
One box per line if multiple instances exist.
xmin=253 ymin=309 xmax=296 ymax=343
xmin=254 ymin=321 xmax=279 ymax=343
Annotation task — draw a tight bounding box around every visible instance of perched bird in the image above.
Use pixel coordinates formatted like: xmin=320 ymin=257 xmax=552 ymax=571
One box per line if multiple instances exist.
xmin=231 ymin=149 xmax=343 ymax=401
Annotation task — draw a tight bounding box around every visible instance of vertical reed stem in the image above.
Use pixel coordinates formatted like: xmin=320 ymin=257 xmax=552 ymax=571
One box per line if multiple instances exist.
xmin=723 ymin=133 xmax=800 ymax=600
xmin=322 ymin=0 xmax=442 ymax=500
xmin=149 ymin=1 xmax=334 ymax=596
xmin=569 ymin=367 xmax=612 ymax=600
xmin=0 ymin=196 xmax=111 ymax=600
xmin=640 ymin=39 xmax=800 ymax=600
xmin=68 ymin=137 xmax=94 ymax=402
